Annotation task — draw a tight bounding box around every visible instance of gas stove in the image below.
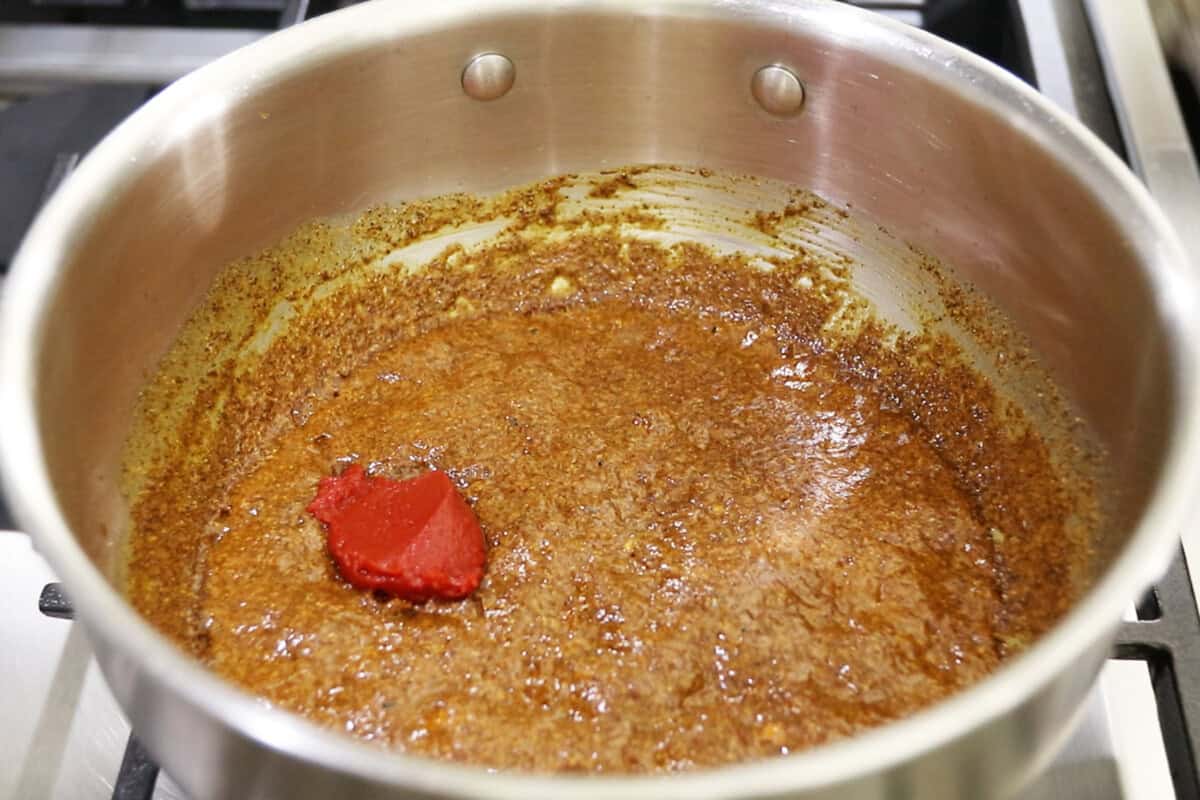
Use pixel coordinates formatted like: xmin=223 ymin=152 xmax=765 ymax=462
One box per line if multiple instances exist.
xmin=2 ymin=1 xmax=1200 ymax=798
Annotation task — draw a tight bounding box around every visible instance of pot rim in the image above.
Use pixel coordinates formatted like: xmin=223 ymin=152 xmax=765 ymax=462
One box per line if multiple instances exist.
xmin=3 ymin=0 xmax=1198 ymax=797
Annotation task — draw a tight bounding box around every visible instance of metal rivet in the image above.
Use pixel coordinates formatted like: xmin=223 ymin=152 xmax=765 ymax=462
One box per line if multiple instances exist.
xmin=751 ymin=64 xmax=806 ymax=117
xmin=462 ymin=53 xmax=516 ymax=101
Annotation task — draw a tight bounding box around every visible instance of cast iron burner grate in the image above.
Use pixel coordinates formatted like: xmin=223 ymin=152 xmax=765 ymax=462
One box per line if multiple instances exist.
xmin=1116 ymin=550 xmax=1200 ymax=800
xmin=36 ymin=548 xmax=1200 ymax=800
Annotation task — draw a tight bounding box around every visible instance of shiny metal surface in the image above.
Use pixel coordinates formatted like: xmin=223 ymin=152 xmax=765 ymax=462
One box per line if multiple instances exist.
xmin=0 ymin=2 xmax=925 ymax=94
xmin=1084 ymin=0 xmax=1200 ymax=596
xmin=2 ymin=1 xmax=1199 ymax=798
xmin=750 ymin=64 xmax=806 ymax=116
xmin=1087 ymin=0 xmax=1200 ymax=214
xmin=0 ymin=24 xmax=263 ymax=90
xmin=1012 ymin=0 xmax=1122 ymax=153
xmin=461 ymin=53 xmax=517 ymax=102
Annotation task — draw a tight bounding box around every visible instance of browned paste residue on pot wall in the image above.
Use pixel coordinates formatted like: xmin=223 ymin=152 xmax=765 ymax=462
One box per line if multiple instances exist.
xmin=121 ymin=166 xmax=1096 ymax=773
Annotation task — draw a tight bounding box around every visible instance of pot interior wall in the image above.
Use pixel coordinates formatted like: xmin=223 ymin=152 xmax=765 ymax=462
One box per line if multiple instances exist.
xmin=30 ymin=4 xmax=1174 ymax=587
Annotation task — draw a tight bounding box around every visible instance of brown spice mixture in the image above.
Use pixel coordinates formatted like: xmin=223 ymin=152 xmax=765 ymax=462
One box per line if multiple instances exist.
xmin=122 ymin=168 xmax=1093 ymax=773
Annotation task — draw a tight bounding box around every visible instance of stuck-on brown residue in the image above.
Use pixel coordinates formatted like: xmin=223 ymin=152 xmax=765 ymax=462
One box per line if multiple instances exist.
xmin=121 ymin=165 xmax=1096 ymax=773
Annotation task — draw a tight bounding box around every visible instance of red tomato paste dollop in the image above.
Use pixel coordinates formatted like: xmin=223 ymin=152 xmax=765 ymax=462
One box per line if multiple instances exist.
xmin=307 ymin=464 xmax=486 ymax=602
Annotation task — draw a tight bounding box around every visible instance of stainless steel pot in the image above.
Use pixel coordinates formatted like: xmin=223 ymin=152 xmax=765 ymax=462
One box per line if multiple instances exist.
xmin=2 ymin=1 xmax=1199 ymax=798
